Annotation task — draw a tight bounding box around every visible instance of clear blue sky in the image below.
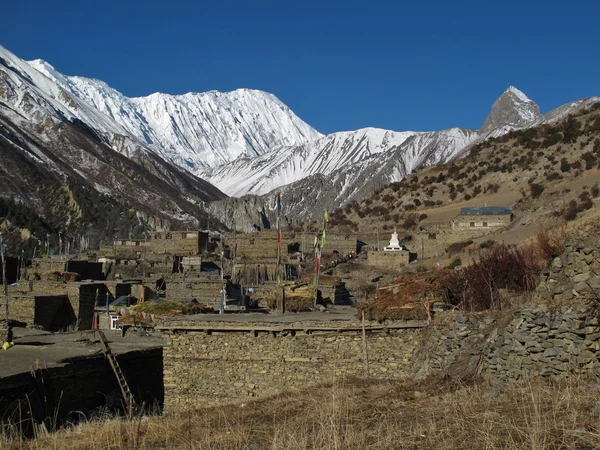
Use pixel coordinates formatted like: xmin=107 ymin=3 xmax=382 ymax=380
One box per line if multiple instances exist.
xmin=1 ymin=0 xmax=598 ymax=134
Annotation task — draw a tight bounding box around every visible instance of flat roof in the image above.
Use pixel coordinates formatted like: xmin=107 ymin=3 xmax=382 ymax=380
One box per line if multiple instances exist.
xmin=459 ymin=206 xmax=512 ymax=216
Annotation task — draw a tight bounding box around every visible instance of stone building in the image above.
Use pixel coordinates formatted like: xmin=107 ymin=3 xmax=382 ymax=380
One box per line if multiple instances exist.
xmin=451 ymin=206 xmax=512 ymax=230
xmin=367 ymin=231 xmax=412 ymax=270
xmin=99 ymin=231 xmax=210 ymax=259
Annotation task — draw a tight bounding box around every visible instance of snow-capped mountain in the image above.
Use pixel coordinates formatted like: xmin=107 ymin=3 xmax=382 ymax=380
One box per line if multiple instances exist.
xmin=27 ymin=58 xmax=322 ymax=169
xmin=481 ymin=86 xmax=543 ymax=132
xmin=257 ymin=127 xmax=480 ymax=221
xmin=201 ymin=128 xmax=420 ymax=196
xmin=2 ymin=42 xmax=600 ymax=230
xmin=0 ymin=44 xmax=227 ymax=237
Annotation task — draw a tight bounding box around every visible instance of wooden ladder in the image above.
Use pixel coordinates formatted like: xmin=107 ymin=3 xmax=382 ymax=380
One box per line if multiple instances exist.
xmin=94 ymin=330 xmax=135 ymax=415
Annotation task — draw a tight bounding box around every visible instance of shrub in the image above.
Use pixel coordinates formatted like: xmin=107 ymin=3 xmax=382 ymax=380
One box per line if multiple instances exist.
xmin=591 ymin=183 xmax=599 ymax=198
xmin=582 ymin=152 xmax=598 ymax=170
xmin=529 ymin=183 xmax=545 ymax=198
xmin=479 ymin=240 xmax=496 ymax=249
xmin=446 ymin=240 xmax=474 ymax=255
xmin=402 ymin=214 xmax=418 ymax=230
xmin=535 ymin=227 xmax=565 ymax=261
xmin=563 ymin=200 xmax=578 ymax=221
xmin=578 ymin=193 xmax=594 ymax=212
xmin=442 ymin=244 xmax=542 ymax=311
xmin=560 ymin=158 xmax=571 ymax=173
xmin=446 ymin=257 xmax=462 ymax=269
xmin=486 ymin=183 xmax=500 ymax=194
xmin=418 ymin=213 xmax=428 ymax=221
xmin=546 ymin=172 xmax=562 ymax=182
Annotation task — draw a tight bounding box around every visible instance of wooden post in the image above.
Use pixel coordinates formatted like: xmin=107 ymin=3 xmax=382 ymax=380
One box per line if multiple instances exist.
xmin=1 ymin=233 xmax=8 ymax=326
xmin=361 ymin=311 xmax=370 ymax=376
xmin=219 ymin=234 xmax=225 ymax=314
xmin=376 ymin=226 xmax=380 ymax=251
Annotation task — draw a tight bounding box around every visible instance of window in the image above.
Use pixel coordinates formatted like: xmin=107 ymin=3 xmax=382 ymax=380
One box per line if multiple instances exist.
xmin=154 ymin=233 xmax=162 ymax=240
xmin=470 ymin=222 xmax=475 ymax=227
xmin=165 ymin=232 xmax=173 ymax=240
xmin=110 ymin=315 xmax=120 ymax=330
xmin=483 ymin=222 xmax=488 ymax=227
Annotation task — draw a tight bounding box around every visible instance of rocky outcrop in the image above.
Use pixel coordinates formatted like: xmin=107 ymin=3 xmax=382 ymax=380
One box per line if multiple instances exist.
xmin=206 ymin=195 xmax=290 ymax=232
xmin=481 ymin=86 xmax=542 ymax=132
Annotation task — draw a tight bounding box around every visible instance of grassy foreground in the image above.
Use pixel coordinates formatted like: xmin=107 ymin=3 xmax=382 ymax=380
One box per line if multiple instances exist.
xmin=3 ymin=376 xmax=600 ymax=449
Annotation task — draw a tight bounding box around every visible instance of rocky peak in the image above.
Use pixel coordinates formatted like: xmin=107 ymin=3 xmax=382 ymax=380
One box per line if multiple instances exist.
xmin=481 ymin=86 xmax=543 ymax=132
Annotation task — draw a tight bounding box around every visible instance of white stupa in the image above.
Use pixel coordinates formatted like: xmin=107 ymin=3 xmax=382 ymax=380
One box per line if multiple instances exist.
xmin=383 ymin=229 xmax=404 ymax=252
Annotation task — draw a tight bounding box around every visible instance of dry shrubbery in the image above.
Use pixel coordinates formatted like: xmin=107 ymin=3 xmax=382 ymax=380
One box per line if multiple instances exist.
xmin=443 ymin=244 xmax=543 ymax=311
xmin=446 ymin=239 xmax=473 ymax=255
xmin=357 ymin=271 xmax=454 ymax=321
xmin=535 ymin=226 xmax=566 ymax=261
xmin=6 ymin=376 xmax=600 ymax=450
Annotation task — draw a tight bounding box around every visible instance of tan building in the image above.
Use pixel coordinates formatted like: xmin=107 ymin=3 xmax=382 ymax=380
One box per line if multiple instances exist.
xmin=452 ymin=206 xmax=512 ymax=230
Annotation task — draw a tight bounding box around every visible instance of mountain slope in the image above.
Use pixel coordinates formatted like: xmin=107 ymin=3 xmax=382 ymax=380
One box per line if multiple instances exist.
xmin=202 ymin=128 xmax=420 ymax=196
xmin=0 ymin=46 xmax=228 ymax=248
xmin=260 ymin=127 xmax=480 ymax=221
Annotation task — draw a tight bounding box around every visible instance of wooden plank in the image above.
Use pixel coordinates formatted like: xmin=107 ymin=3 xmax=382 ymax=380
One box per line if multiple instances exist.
xmin=155 ymin=321 xmax=427 ymax=333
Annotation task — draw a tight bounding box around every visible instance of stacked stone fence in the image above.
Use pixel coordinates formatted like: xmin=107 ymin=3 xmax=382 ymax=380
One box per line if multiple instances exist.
xmin=409 ymin=300 xmax=600 ymax=381
xmin=160 ymin=321 xmax=423 ymax=410
xmin=537 ymin=240 xmax=600 ymax=301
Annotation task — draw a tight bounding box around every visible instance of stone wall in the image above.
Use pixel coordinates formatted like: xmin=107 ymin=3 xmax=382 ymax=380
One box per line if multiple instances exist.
xmin=537 ymin=241 xmax=600 ymax=301
xmin=7 ymin=293 xmax=35 ymax=325
xmin=410 ymin=300 xmax=600 ymax=381
xmin=232 ymin=231 xmax=357 ymax=260
xmin=451 ymin=213 xmax=512 ymax=229
xmin=161 ymin=323 xmax=420 ymax=410
xmin=367 ymin=250 xmax=410 ymax=270
xmin=165 ymin=278 xmax=228 ymax=306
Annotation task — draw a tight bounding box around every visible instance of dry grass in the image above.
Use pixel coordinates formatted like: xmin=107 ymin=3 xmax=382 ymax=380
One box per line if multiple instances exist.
xmin=535 ymin=226 xmax=567 ymax=261
xmin=4 ymin=375 xmax=600 ymax=449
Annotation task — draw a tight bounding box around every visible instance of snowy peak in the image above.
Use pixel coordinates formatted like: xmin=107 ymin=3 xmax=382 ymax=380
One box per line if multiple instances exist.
xmin=23 ymin=55 xmax=323 ymax=168
xmin=202 ymin=127 xmax=421 ymax=197
xmin=481 ymin=86 xmax=542 ymax=132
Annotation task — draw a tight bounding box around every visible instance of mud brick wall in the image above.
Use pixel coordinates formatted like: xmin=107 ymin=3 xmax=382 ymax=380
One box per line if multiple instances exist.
xmin=165 ymin=279 xmax=227 ymax=306
xmin=6 ymin=294 xmax=35 ymax=325
xmin=312 ymin=232 xmax=358 ymax=256
xmin=367 ymin=251 xmax=410 ymax=270
xmin=30 ymin=259 xmax=67 ymax=277
xmin=451 ymin=214 xmax=511 ymax=229
xmin=162 ymin=325 xmax=419 ymax=411
xmin=148 ymin=231 xmax=201 ymax=256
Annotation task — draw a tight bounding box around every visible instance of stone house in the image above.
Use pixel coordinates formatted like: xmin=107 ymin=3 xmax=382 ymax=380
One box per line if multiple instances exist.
xmin=452 ymin=206 xmax=512 ymax=230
